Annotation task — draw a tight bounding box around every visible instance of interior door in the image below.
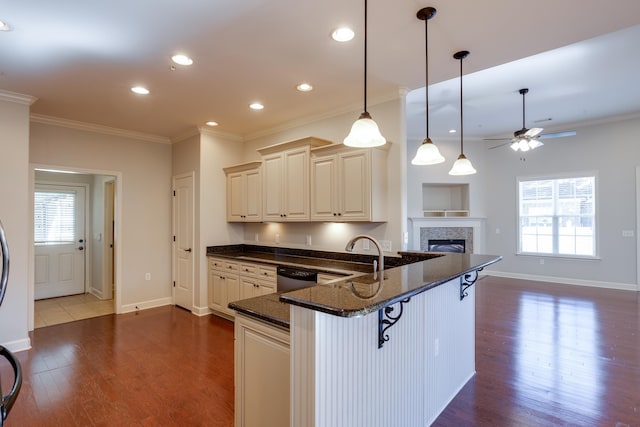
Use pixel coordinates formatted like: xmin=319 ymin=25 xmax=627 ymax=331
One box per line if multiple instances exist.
xmin=173 ymin=173 xmax=194 ymax=310
xmin=34 ymin=184 xmax=86 ymax=299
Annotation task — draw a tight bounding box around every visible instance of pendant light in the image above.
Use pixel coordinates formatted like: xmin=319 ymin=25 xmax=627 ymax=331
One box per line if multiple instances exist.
xmin=448 ymin=50 xmax=476 ymax=176
xmin=411 ymin=7 xmax=445 ymax=165
xmin=344 ymin=0 xmax=386 ymax=148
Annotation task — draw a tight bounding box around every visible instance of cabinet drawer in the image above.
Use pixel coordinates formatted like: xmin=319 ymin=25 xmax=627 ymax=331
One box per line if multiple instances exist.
xmin=258 ymin=265 xmax=277 ymax=282
xmin=209 ymin=258 xmax=239 ymax=273
xmin=240 ymin=263 xmax=259 ymax=276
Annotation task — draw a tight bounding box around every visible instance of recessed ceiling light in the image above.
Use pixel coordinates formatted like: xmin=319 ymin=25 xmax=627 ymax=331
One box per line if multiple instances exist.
xmin=0 ymin=21 xmax=10 ymax=31
xmin=206 ymin=121 xmax=219 ymax=127
xmin=249 ymin=102 xmax=264 ymax=110
xmin=171 ymin=54 xmax=193 ymax=66
xmin=449 ymin=129 xmax=457 ymax=134
xmin=131 ymin=86 xmax=150 ymax=95
xmin=332 ymin=27 xmax=354 ymax=42
xmin=296 ymin=83 xmax=313 ymax=92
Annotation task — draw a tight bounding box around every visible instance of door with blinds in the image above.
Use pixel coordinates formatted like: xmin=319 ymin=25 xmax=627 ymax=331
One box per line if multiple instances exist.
xmin=34 ymin=184 xmax=86 ymax=299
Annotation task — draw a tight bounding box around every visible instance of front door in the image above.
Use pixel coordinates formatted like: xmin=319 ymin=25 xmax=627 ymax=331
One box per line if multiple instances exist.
xmin=173 ymin=173 xmax=194 ymax=310
xmin=34 ymin=184 xmax=86 ymax=299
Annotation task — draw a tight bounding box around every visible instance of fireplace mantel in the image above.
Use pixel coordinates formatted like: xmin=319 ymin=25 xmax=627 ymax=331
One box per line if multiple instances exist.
xmin=410 ymin=217 xmax=486 ymax=254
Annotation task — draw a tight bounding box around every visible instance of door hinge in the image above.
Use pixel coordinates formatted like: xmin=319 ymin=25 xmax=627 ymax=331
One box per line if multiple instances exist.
xmin=173 ymin=190 xmax=176 ymax=196
xmin=173 ymin=281 xmax=176 ymax=287
xmin=173 ymin=236 xmax=176 ymax=242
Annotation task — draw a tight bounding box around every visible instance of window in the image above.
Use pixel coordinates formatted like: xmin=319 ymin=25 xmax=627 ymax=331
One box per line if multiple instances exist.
xmin=518 ymin=175 xmax=596 ymax=257
xmin=34 ymin=190 xmax=76 ymax=245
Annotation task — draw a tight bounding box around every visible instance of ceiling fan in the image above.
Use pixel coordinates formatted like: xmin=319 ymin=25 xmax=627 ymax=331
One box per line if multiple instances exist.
xmin=487 ymin=88 xmax=576 ymax=151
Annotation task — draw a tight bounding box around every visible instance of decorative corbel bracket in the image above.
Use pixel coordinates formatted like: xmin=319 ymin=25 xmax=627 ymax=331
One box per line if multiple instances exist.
xmin=378 ymin=297 xmax=411 ymax=348
xmin=460 ymin=268 xmax=483 ymax=300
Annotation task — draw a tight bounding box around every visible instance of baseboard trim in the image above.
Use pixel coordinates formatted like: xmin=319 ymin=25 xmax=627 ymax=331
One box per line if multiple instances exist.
xmin=88 ymin=288 xmax=104 ymax=299
xmin=192 ymin=305 xmax=212 ymax=316
xmin=1 ymin=337 xmax=32 ymax=353
xmin=120 ymin=297 xmax=173 ymax=314
xmin=484 ymin=269 xmax=638 ymax=292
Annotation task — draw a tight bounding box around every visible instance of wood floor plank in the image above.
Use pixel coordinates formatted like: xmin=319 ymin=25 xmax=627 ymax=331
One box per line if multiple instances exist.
xmin=1 ymin=276 xmax=639 ymax=426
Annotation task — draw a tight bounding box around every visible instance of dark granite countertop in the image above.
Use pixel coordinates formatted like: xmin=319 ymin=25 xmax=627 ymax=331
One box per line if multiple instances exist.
xmin=280 ymin=253 xmax=501 ymax=318
xmin=219 ymin=244 xmax=501 ymax=328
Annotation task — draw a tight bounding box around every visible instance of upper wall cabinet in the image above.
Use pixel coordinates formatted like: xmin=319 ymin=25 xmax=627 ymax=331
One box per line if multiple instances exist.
xmin=310 ymin=144 xmax=388 ymax=222
xmin=257 ymin=137 xmax=333 ymax=222
xmin=223 ymin=161 xmax=262 ymax=222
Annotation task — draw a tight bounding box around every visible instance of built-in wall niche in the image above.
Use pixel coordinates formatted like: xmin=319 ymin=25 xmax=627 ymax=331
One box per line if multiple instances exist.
xmin=422 ymin=183 xmax=469 ymax=217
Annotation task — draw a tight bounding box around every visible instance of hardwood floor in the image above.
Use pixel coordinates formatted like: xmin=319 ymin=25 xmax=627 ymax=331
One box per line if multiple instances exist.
xmin=434 ymin=276 xmax=640 ymax=426
xmin=1 ymin=276 xmax=639 ymax=426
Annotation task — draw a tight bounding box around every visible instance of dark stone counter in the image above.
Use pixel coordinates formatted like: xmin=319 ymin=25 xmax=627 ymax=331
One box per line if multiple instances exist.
xmin=280 ymin=253 xmax=501 ymax=317
xmin=218 ymin=245 xmax=501 ymax=328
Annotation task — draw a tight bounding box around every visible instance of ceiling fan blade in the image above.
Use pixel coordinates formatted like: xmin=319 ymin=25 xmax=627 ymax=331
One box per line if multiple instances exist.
xmin=488 ymin=141 xmax=511 ymax=150
xmin=538 ymin=131 xmax=577 ymax=140
xmin=483 ymin=137 xmax=512 ymax=141
xmin=524 ymin=127 xmax=543 ymax=137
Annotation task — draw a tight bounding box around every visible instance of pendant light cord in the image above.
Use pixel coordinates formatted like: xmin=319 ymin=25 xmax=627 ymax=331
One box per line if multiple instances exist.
xmin=363 ymin=0 xmax=368 ymax=114
xmin=459 ymin=55 xmax=464 ymax=155
xmin=424 ymin=17 xmax=429 ymax=138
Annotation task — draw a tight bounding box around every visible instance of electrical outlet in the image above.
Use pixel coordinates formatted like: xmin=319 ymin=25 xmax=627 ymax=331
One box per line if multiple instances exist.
xmin=496 ymin=228 xmax=501 ymax=234
xmin=145 ymin=273 xmax=151 ymax=280
xmin=275 ymin=233 xmax=280 ymax=244
xmin=622 ymin=230 xmax=634 ymax=237
xmin=381 ymin=240 xmax=392 ymax=252
xmin=306 ymin=235 xmax=312 ymax=246
xmin=254 ymin=233 xmax=259 ymax=242
xmin=539 ymin=259 xmax=544 ymax=265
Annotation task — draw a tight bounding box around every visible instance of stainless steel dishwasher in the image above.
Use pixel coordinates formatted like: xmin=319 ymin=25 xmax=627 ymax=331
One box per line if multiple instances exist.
xmin=276 ymin=266 xmax=318 ymax=293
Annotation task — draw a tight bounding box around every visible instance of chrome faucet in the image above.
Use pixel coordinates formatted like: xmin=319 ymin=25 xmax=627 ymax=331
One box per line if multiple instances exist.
xmin=345 ymin=235 xmax=384 ymax=279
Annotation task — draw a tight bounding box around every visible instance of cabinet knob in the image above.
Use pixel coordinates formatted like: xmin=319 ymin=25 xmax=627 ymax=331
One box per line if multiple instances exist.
xmin=333 ymin=213 xmax=337 ymax=216
xmin=338 ymin=213 xmax=342 ymax=216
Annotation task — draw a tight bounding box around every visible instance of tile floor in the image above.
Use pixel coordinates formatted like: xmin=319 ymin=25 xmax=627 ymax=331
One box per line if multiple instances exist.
xmin=34 ymin=293 xmax=114 ymax=328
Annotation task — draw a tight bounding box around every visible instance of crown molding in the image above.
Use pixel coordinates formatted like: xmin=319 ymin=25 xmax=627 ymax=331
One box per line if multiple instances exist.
xmin=196 ymin=126 xmax=244 ymax=142
xmin=30 ymin=114 xmax=171 ymax=144
xmin=0 ymin=89 xmax=37 ymax=105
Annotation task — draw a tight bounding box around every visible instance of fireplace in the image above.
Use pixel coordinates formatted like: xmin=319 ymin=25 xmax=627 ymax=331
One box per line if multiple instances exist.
xmin=428 ymin=239 xmax=466 ymax=253
xmin=410 ymin=217 xmax=485 ymax=254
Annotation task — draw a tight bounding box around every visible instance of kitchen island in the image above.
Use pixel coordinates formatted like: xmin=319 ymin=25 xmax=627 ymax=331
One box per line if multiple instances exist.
xmin=227 ymin=248 xmax=501 ymax=427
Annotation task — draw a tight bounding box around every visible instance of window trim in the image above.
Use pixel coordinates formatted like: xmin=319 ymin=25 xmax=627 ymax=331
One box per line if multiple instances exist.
xmin=516 ymin=171 xmax=599 ymax=259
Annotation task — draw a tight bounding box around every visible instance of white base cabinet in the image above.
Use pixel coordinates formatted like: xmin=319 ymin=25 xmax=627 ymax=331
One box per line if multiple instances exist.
xmin=208 ymin=257 xmax=276 ymax=317
xmin=234 ymin=314 xmax=290 ymax=427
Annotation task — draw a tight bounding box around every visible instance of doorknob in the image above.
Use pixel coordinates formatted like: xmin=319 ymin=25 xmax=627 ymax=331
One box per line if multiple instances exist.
xmin=78 ymin=246 xmax=84 ymax=251
xmin=183 ymin=248 xmax=192 ymax=253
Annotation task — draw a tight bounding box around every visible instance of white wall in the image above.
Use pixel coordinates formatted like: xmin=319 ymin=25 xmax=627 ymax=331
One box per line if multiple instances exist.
xmin=406 ymin=135 xmax=488 ymax=218
xmin=174 ymin=131 xmax=245 ymax=311
xmin=0 ymin=95 xmax=32 ymax=351
xmin=239 ymin=95 xmax=408 ymax=254
xmin=30 ymin=122 xmax=174 ymax=309
xmin=483 ymin=116 xmax=640 ymax=290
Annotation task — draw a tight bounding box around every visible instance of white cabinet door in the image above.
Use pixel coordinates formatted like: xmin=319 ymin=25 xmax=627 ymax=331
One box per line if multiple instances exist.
xmin=338 ymin=149 xmax=371 ymax=220
xmin=262 ymin=154 xmax=284 ymax=221
xmin=244 ymin=168 xmax=262 ymax=221
xmin=227 ymin=171 xmax=245 ymax=222
xmin=310 ymin=155 xmax=337 ymax=221
xmin=235 ymin=315 xmax=290 ymax=427
xmin=225 ymin=164 xmax=262 ymax=222
xmin=282 ymin=147 xmax=309 ymax=220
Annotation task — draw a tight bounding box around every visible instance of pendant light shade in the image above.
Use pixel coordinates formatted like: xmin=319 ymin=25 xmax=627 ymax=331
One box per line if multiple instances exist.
xmin=411 ymin=7 xmax=444 ymax=166
xmin=344 ymin=0 xmax=386 ymax=148
xmin=449 ymin=50 xmax=476 ymax=176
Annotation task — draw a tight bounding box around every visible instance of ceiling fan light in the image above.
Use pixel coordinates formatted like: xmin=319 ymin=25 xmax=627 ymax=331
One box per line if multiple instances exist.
xmin=510 ymin=141 xmax=520 ymax=151
xmin=449 ymin=154 xmax=476 ymax=176
xmin=519 ymin=139 xmax=530 ymax=152
xmin=529 ymin=139 xmax=544 ymax=149
xmin=411 ymin=138 xmax=445 ymax=165
xmin=344 ymin=113 xmax=386 ymax=148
